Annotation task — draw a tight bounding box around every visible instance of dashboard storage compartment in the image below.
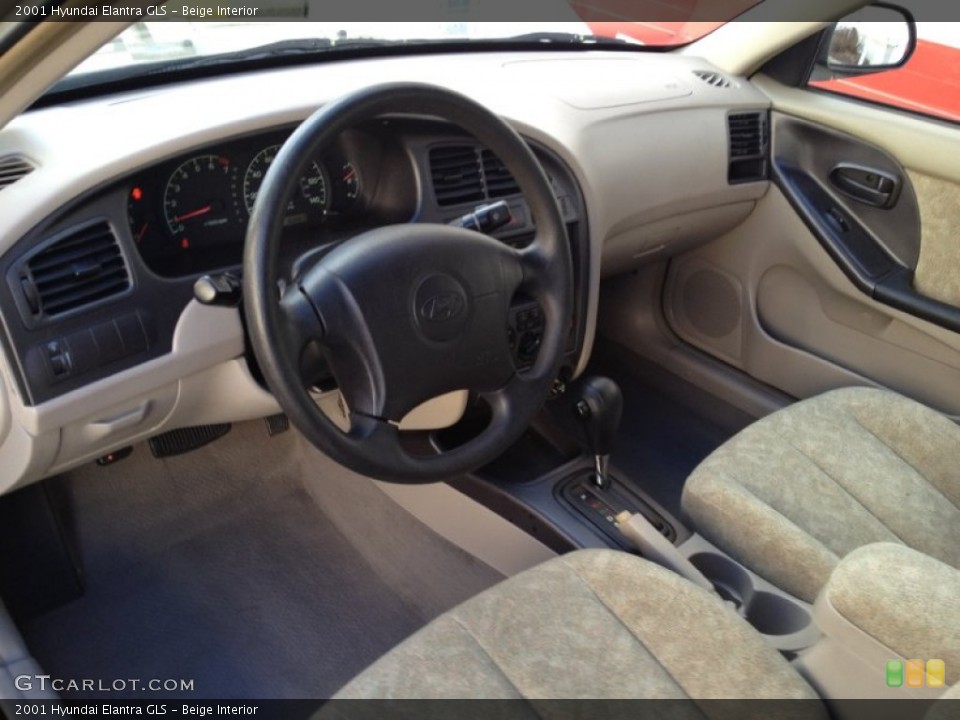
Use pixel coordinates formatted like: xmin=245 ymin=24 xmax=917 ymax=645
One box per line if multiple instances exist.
xmin=51 ymin=382 xmax=178 ymax=473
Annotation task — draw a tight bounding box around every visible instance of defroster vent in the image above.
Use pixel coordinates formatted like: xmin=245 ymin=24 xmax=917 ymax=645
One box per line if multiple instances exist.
xmin=0 ymin=155 xmax=36 ymax=191
xmin=21 ymin=221 xmax=131 ymax=318
xmin=693 ymin=70 xmax=735 ymax=89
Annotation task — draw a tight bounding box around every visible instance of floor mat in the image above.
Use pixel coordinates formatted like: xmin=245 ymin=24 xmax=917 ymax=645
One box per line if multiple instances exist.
xmin=587 ymin=341 xmax=756 ymax=518
xmin=22 ymin=421 xmax=502 ymax=700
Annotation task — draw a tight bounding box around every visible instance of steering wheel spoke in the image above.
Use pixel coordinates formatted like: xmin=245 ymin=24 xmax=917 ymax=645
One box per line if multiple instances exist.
xmin=279 ymin=282 xmax=324 ymax=348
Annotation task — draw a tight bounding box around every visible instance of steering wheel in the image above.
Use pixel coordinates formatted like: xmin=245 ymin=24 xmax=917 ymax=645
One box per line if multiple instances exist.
xmin=243 ymin=83 xmax=572 ymax=483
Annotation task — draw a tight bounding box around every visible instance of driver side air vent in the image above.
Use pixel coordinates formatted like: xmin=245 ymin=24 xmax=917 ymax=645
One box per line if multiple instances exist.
xmin=727 ymin=111 xmax=769 ymax=184
xmin=693 ymin=70 xmax=735 ymax=89
xmin=429 ymin=145 xmax=485 ymax=206
xmin=0 ymin=155 xmax=36 ymax=191
xmin=22 ymin=221 xmax=130 ymax=318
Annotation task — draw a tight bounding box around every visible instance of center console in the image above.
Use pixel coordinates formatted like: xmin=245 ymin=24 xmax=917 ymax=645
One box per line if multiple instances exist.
xmin=442 ymin=374 xmax=821 ymax=658
xmin=794 ymin=543 xmax=956 ymax=706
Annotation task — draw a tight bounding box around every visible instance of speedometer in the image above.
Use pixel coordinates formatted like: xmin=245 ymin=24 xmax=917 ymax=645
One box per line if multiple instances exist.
xmin=243 ymin=145 xmax=328 ymax=226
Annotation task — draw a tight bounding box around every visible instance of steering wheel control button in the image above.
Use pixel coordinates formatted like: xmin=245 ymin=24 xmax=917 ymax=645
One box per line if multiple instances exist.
xmin=508 ymin=302 xmax=545 ymax=367
xmin=414 ymin=274 xmax=470 ymax=342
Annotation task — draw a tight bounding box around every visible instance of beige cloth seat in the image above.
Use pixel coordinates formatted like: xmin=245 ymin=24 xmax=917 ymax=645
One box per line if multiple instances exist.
xmin=682 ymin=387 xmax=960 ymax=603
xmin=333 ymin=549 xmax=821 ymax=701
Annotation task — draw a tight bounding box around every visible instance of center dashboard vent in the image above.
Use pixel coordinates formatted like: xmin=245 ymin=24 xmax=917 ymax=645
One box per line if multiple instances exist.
xmin=0 ymin=155 xmax=36 ymax=191
xmin=481 ymin=149 xmax=520 ymax=198
xmin=20 ymin=221 xmax=131 ymax=318
xmin=727 ymin=111 xmax=769 ymax=184
xmin=693 ymin=70 xmax=735 ymax=89
xmin=429 ymin=145 xmax=485 ymax=206
xmin=429 ymin=145 xmax=521 ymax=206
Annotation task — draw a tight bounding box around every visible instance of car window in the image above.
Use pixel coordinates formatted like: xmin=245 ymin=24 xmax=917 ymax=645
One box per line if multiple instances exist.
xmin=810 ymin=21 xmax=960 ymax=124
xmin=58 ymin=1 xmax=763 ymax=91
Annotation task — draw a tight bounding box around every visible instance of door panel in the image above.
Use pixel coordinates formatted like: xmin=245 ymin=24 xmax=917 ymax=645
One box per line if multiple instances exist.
xmin=664 ymin=185 xmax=960 ymax=416
xmin=910 ymin=169 xmax=960 ymax=306
xmin=663 ymin=67 xmax=960 ymax=414
xmin=773 ymin=113 xmax=921 ymax=271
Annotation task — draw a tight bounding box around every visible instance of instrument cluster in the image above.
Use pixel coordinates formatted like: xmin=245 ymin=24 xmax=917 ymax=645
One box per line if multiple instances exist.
xmin=126 ymin=127 xmax=369 ymax=278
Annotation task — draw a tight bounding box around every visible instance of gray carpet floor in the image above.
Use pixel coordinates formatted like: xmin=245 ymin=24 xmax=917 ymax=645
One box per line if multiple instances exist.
xmin=22 ymin=421 xmax=503 ymax=700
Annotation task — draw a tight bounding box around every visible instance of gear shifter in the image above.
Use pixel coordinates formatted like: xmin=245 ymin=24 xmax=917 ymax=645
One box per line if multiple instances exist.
xmin=573 ymin=376 xmax=623 ymax=489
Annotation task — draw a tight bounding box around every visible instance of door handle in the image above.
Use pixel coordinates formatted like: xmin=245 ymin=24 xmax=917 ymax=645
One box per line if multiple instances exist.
xmin=830 ymin=163 xmax=900 ymax=208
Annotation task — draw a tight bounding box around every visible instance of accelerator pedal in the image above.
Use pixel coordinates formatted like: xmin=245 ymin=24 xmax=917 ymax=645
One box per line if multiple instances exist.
xmin=265 ymin=413 xmax=290 ymax=436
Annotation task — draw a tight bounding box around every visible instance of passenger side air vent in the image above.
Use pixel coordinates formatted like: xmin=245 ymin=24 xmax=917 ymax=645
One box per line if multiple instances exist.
xmin=429 ymin=145 xmax=485 ymax=206
xmin=727 ymin=111 xmax=769 ymax=184
xmin=0 ymin=155 xmax=36 ymax=191
xmin=22 ymin=221 xmax=130 ymax=318
xmin=693 ymin=70 xmax=735 ymax=89
xmin=481 ymin=149 xmax=520 ymax=198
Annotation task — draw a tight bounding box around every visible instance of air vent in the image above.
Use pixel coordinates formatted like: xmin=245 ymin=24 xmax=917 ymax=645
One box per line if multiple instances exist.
xmin=22 ymin=221 xmax=130 ymax=318
xmin=693 ymin=70 xmax=734 ymax=89
xmin=727 ymin=111 xmax=768 ymax=184
xmin=429 ymin=144 xmax=522 ymax=207
xmin=0 ymin=155 xmax=36 ymax=191
xmin=481 ymin=149 xmax=520 ymax=198
xmin=729 ymin=112 xmax=765 ymax=158
xmin=429 ymin=145 xmax=484 ymax=206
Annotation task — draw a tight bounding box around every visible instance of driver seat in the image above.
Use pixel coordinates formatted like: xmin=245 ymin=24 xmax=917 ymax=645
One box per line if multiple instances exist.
xmin=332 ymin=549 xmax=822 ymax=701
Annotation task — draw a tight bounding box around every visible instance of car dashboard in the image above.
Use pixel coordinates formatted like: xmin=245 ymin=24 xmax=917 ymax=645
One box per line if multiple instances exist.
xmin=0 ymin=49 xmax=770 ymax=494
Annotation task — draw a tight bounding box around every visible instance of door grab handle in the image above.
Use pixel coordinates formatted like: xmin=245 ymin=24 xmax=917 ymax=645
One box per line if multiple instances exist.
xmin=830 ymin=163 xmax=900 ymax=209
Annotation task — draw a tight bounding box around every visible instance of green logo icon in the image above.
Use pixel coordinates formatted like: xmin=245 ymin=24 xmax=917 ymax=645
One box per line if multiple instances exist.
xmin=886 ymin=659 xmax=904 ymax=688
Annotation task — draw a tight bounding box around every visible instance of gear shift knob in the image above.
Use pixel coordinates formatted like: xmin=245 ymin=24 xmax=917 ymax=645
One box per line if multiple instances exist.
xmin=574 ymin=376 xmax=623 ymax=489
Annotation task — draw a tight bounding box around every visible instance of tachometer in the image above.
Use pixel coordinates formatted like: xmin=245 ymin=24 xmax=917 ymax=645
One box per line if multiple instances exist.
xmin=163 ymin=155 xmax=241 ymax=248
xmin=243 ymin=145 xmax=328 ymax=225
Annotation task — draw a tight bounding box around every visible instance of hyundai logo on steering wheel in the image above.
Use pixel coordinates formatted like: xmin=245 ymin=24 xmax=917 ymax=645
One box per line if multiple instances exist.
xmin=420 ymin=292 xmax=465 ymax=323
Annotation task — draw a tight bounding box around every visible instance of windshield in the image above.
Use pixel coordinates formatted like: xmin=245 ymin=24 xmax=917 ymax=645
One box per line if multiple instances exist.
xmin=62 ymin=1 xmax=763 ymax=83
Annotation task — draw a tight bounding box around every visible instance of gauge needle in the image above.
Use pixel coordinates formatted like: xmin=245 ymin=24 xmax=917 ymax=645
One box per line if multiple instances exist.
xmin=174 ymin=204 xmax=212 ymax=223
xmin=342 ymin=168 xmax=356 ymax=181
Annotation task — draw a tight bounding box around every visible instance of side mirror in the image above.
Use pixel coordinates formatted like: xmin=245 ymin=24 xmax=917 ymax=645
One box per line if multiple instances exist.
xmin=817 ymin=2 xmax=916 ymax=79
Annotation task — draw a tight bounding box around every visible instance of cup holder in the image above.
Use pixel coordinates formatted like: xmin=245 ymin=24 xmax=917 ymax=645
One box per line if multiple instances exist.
xmin=745 ymin=591 xmax=812 ymax=636
xmin=687 ymin=551 xmax=752 ymax=610
xmin=688 ymin=552 xmax=812 ymax=637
